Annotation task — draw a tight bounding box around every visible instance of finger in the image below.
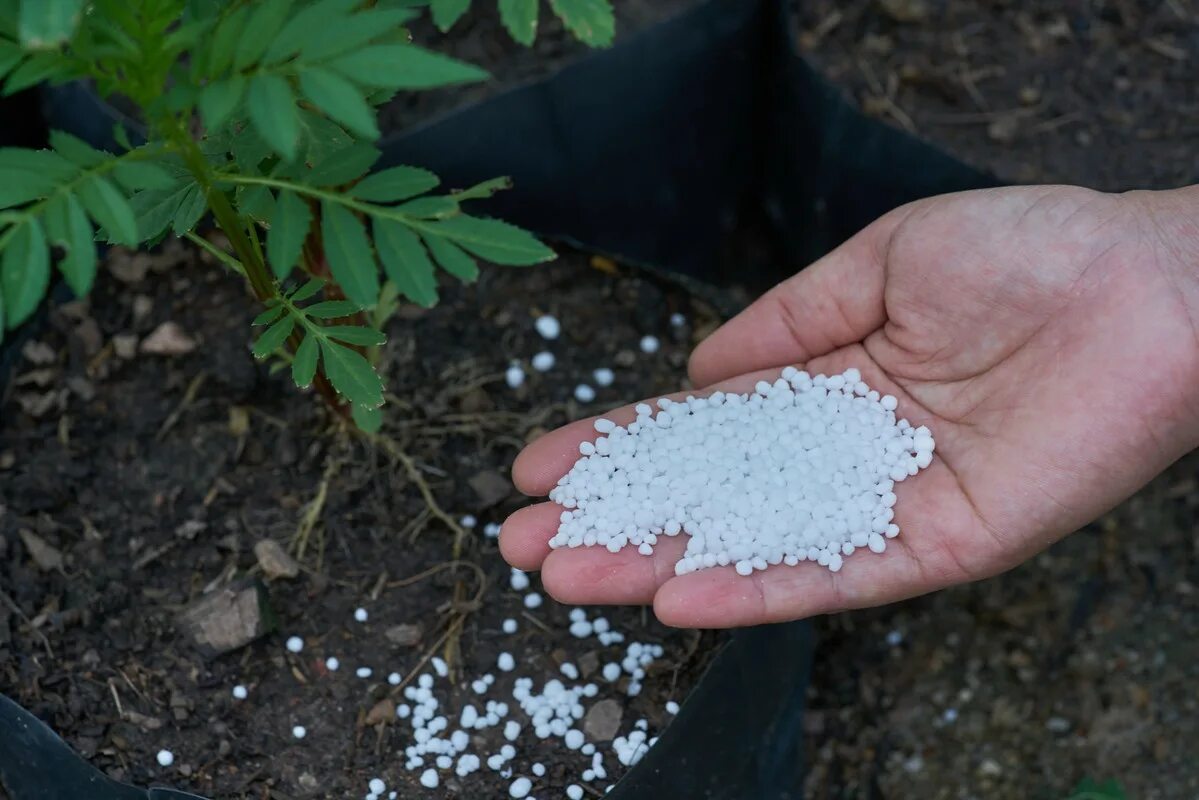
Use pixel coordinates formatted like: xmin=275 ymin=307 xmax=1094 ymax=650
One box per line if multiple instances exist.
xmin=511 ymin=368 xmax=788 ymax=497
xmin=687 ymin=204 xmax=913 ymax=388
xmin=498 ymin=502 xmax=562 ymax=571
xmin=540 ymin=535 xmax=689 ymax=605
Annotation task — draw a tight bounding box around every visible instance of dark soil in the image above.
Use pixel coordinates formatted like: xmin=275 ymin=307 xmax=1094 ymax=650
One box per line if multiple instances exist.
xmin=0 ymin=241 xmax=726 ymax=798
xmin=380 ymin=0 xmax=698 ymax=132
xmin=795 ymin=0 xmax=1199 ymax=190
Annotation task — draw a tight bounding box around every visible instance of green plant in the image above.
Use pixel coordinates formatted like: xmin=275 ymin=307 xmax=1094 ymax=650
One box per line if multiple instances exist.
xmin=0 ymin=0 xmax=613 ymax=430
xmin=1064 ymin=778 xmax=1127 ymax=800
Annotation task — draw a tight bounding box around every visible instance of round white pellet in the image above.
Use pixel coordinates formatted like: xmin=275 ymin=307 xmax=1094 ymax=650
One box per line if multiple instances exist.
xmin=524 ymin=592 xmax=543 ymax=609
xmin=356 ymin=667 xmax=372 ymax=679
xmin=574 ymin=384 xmax=596 ymax=403
xmin=502 ymin=618 xmax=518 ymax=634
xmin=432 ymin=657 xmax=449 ymax=677
xmin=532 ymin=762 xmax=546 ymax=777
xmin=592 ymin=367 xmax=615 ymax=387
xmin=460 ymin=514 xmax=477 ymax=529
xmin=325 ymin=656 xmax=340 ymax=671
xmin=420 ymin=769 xmax=439 ymax=788
xmin=534 ymin=315 xmax=561 ymax=340
xmin=505 ymin=364 xmax=525 ymax=388
xmin=510 ymin=569 xmax=530 ymax=591
xmin=354 ymin=607 xmax=368 ymax=623
xmin=292 ymin=725 xmax=306 ymax=739
xmin=509 ymin=776 xmax=532 ymax=798
xmin=232 ymin=685 xmax=248 ymax=700
xmin=369 ymin=778 xmax=386 ymax=795
xmin=388 ymin=672 xmax=402 ymax=686
xmin=156 ymin=750 xmax=174 ymax=767
xmin=665 ymin=700 xmax=680 ymax=715
xmin=498 ymin=652 xmax=516 ymax=672
xmin=669 ymin=312 xmax=686 ymax=327
xmin=532 ymin=351 xmax=555 ymax=371
xmin=639 ymin=335 xmax=660 ymax=353
xmin=285 ymin=636 xmax=304 ymax=653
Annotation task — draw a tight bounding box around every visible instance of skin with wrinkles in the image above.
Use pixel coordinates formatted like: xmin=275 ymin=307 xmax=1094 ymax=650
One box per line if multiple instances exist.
xmin=501 ymin=184 xmax=1199 ymax=628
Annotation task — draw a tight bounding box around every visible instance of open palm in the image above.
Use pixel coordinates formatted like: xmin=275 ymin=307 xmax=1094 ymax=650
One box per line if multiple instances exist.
xmin=501 ymin=185 xmax=1199 ymax=627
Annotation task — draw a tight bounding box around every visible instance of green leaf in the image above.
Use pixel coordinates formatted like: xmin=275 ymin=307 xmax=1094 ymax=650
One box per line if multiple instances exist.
xmin=396 ymin=196 xmax=458 ymax=219
xmin=206 ymin=4 xmax=252 ymax=75
xmin=238 ymin=184 xmax=275 ymax=222
xmin=0 ymin=217 xmax=48 ymax=328
xmin=17 ymin=0 xmax=84 ymax=49
xmin=49 ymin=130 xmax=104 ymax=167
xmin=549 ymin=0 xmax=614 ymax=46
xmin=373 ymin=217 xmax=437 ymax=307
xmin=171 ymin=184 xmax=208 ymax=235
xmin=112 ymin=159 xmax=180 ymax=192
xmin=1066 ymin=779 xmax=1127 ymax=800
xmin=298 ymin=68 xmax=379 ymax=140
xmin=320 ymin=338 xmax=383 ymax=407
xmin=302 ymin=299 xmax=361 ymax=318
xmin=423 ymin=234 xmax=478 ymax=282
xmin=453 ymin=175 xmax=513 ymax=201
xmin=252 ymin=314 xmax=296 ymax=359
xmin=307 ymin=143 xmax=380 ymax=187
xmin=291 ymin=330 xmax=319 ymax=387
xmin=350 ymin=165 xmax=439 ymax=202
xmin=498 ymin=0 xmax=538 ymax=45
xmin=300 ymin=8 xmax=415 ymax=61
xmin=431 ymin=0 xmax=471 ymax=31
xmin=267 ymin=190 xmax=312 ymax=281
xmin=0 ymin=149 xmax=76 ymax=208
xmin=3 ymin=50 xmax=72 ymax=93
xmin=234 ymin=0 xmax=293 ymax=69
xmin=288 ymin=278 xmax=325 ymax=302
xmin=330 ymin=44 xmax=488 ymax=90
xmin=263 ymin=0 xmax=359 ymax=63
xmin=424 ymin=215 xmax=555 ymax=265
xmin=0 ymin=40 xmax=25 ymax=80
xmin=321 ymin=201 xmax=379 ymax=308
xmin=229 ymin=124 xmax=274 ymax=172
xmin=129 ymin=184 xmax=193 ymax=241
xmin=77 ymin=176 xmax=138 ymax=245
xmin=252 ymin=303 xmax=285 ymax=326
xmin=198 ymin=76 xmax=246 ymax=133
xmin=323 ymin=325 xmax=386 ymax=346
xmin=43 ymin=193 xmax=94 ymax=296
xmin=351 ymin=403 xmax=382 ymax=432
xmin=248 ymin=74 xmax=300 ymax=161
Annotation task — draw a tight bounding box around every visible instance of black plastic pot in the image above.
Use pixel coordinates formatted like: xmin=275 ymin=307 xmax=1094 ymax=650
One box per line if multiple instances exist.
xmin=15 ymin=1 xmax=1009 ymax=797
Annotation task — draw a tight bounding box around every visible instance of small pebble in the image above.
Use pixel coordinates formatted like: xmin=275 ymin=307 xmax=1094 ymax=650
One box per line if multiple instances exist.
xmin=502 ymin=618 xmax=518 ymax=634
xmin=639 ymin=335 xmax=660 ymax=353
xmin=574 ymin=384 xmax=596 ymax=403
xmin=592 ymin=367 xmax=614 ymax=387
xmin=369 ymin=778 xmax=386 ymax=795
xmin=510 ymin=569 xmax=530 ymax=591
xmin=509 ymin=776 xmax=532 ymax=798
xmin=420 ymin=768 xmax=439 ymax=788
xmin=567 ymin=786 xmax=584 ymax=800
xmin=498 ymin=652 xmax=516 ymax=672
xmin=535 ymin=315 xmax=561 ymax=339
xmin=524 ymin=592 xmax=543 ymax=609
xmin=232 ymin=685 xmax=248 ymax=700
xmin=354 ymin=607 xmax=368 ymax=623
xmin=532 ymin=762 xmax=546 ymax=777
xmin=431 ymin=657 xmax=449 ymax=677
xmin=285 ymin=636 xmax=304 ymax=653
xmin=356 ymin=667 xmax=373 ymax=679
xmin=388 ymin=672 xmax=402 ymax=686
xmin=156 ymin=750 xmax=174 ymax=767
xmin=665 ymin=700 xmax=680 ymax=715
xmin=505 ymin=363 xmax=525 ymax=389
xmin=292 ymin=725 xmax=307 ymax=739
xmin=532 ymin=351 xmax=555 ymax=371
xmin=325 ymin=656 xmax=340 ymax=671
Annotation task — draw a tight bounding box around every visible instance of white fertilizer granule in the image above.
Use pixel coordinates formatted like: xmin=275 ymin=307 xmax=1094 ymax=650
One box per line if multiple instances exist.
xmin=548 ymin=368 xmax=934 ymax=575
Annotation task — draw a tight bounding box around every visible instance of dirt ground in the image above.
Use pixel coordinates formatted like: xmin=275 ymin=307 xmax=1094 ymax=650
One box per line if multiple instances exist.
xmin=0 ymin=243 xmax=723 ymax=799
xmin=795 ymin=0 xmax=1199 ymax=191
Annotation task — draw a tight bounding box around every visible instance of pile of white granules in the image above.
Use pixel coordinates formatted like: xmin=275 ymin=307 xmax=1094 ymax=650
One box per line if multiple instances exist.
xmin=548 ymin=367 xmax=935 ymax=575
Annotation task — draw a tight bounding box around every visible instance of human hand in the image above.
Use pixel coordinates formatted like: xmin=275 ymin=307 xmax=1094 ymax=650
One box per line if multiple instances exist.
xmin=501 ymin=185 xmax=1199 ymax=627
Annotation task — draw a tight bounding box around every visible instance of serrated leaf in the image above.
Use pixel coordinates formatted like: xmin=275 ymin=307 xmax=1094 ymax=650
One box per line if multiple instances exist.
xmin=295 ymin=108 xmax=355 ymax=167
xmin=323 ymin=325 xmax=386 ymax=346
xmin=291 ymin=330 xmax=319 ymax=387
xmin=319 ymin=338 xmax=383 ymax=407
xmin=264 ymin=0 xmax=359 ymax=63
xmin=230 ymin=124 xmax=274 ymax=172
xmin=351 ymin=403 xmax=381 ymax=432
xmin=298 ymin=68 xmax=379 ymax=140
xmin=206 ymin=4 xmax=251 ymax=75
xmin=498 ymin=0 xmax=538 ymax=45
xmin=549 ymin=0 xmax=613 ymax=46
xmin=0 ymin=149 xmax=75 ymax=209
xmin=18 ymin=0 xmax=84 ymax=49
xmin=288 ymin=277 xmax=325 ymax=302
xmin=268 ymin=190 xmax=312 ymax=281
xmin=3 ymin=50 xmax=72 ymax=93
xmin=113 ymin=159 xmax=179 ymax=192
xmin=129 ymin=184 xmax=193 ymax=241
xmin=234 ymin=0 xmax=293 ymax=69
xmin=238 ymin=184 xmax=275 ymax=222
xmin=424 ymin=215 xmax=554 ymax=265
xmin=423 ymin=234 xmax=477 ymax=282
xmin=252 ymin=314 xmax=296 ymax=358
xmin=198 ymin=76 xmax=246 ymax=132
xmin=373 ymin=217 xmax=437 ymax=307
xmin=321 ymin=201 xmax=379 ymax=308
xmin=301 ymin=8 xmax=414 ymax=61
xmin=43 ymin=192 xmax=94 ymax=296
xmin=302 ymin=299 xmax=360 ymax=318
xmin=330 ymin=44 xmax=488 ymax=89
xmin=307 ymin=143 xmax=380 ymax=187
xmin=0 ymin=218 xmax=48 ymax=327
xmin=248 ymin=74 xmax=300 ymax=161
xmin=49 ymin=130 xmax=104 ymax=167
xmin=452 ymin=175 xmax=512 ymax=201
xmin=350 ymin=165 xmax=439 ymax=202
xmin=171 ymin=184 xmax=208 ymax=235
xmin=396 ymin=196 xmax=458 ymax=218
xmin=431 ymin=0 xmax=471 ymax=31
xmin=77 ymin=176 xmax=138 ymax=245
xmin=252 ymin=303 xmax=285 ymax=326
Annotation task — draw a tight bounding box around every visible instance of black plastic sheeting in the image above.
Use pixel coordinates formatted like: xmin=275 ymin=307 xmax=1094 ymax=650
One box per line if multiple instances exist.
xmin=16 ymin=1 xmax=1005 ymax=797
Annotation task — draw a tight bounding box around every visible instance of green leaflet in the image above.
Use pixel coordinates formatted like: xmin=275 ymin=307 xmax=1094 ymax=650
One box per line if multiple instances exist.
xmin=198 ymin=76 xmax=246 ymax=133
xmin=291 ymin=330 xmax=319 ymax=387
xmin=17 ymin=0 xmax=84 ymax=49
xmin=42 ymin=192 xmax=94 ymax=297
xmin=498 ymin=0 xmax=538 ymax=45
xmin=423 ymin=234 xmax=477 ymax=282
xmin=306 ymin=143 xmax=380 ymax=187
xmin=252 ymin=302 xmax=286 ymax=326
xmin=302 ymin=299 xmax=361 ymax=318
xmin=430 ymin=0 xmax=471 ymax=31
xmin=252 ymin=313 xmax=296 ymax=358
xmin=206 ymin=4 xmax=251 ymax=75
xmin=298 ymin=68 xmax=379 ymax=140
xmin=267 ymin=190 xmax=312 ymax=281
xmin=323 ymin=325 xmax=386 ymax=346
xmin=373 ymin=217 xmax=437 ymax=307
xmin=49 ymin=130 xmax=104 ymax=167
xmin=320 ymin=337 xmax=383 ymax=408
xmin=288 ymin=278 xmax=325 ymax=302
xmin=233 ymin=0 xmax=293 ymax=69
xmin=549 ymin=0 xmax=614 ymax=47
xmin=423 ymin=215 xmax=555 ymax=265
xmin=77 ymin=175 xmax=138 ymax=245
xmin=129 ymin=183 xmax=195 ymax=241
xmin=112 ymin=159 xmax=179 ymax=191
xmin=0 ymin=217 xmax=48 ymax=328
xmin=321 ymin=200 xmax=379 ymax=308
xmin=171 ymin=184 xmax=208 ymax=235
xmin=248 ymin=74 xmax=300 ymax=161
xmin=263 ymin=0 xmax=359 ymax=64
xmin=0 ymin=148 xmax=76 ymax=209
xmin=330 ymin=44 xmax=488 ymax=89
xmin=299 ymin=8 xmax=413 ymax=62
xmin=396 ymin=195 xmax=458 ymax=219
xmin=351 ymin=403 xmax=382 ymax=433
xmin=350 ymin=165 xmax=439 ymax=202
